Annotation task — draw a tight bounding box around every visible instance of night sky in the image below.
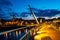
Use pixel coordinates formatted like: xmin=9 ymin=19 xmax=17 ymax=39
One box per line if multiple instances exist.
xmin=0 ymin=0 xmax=60 ymax=20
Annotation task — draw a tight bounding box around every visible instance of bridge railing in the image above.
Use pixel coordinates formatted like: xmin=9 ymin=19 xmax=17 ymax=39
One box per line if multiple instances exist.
xmin=0 ymin=26 xmax=32 ymax=40
xmin=20 ymin=25 xmax=41 ymax=40
xmin=0 ymin=25 xmax=41 ymax=40
xmin=20 ymin=29 xmax=30 ymax=40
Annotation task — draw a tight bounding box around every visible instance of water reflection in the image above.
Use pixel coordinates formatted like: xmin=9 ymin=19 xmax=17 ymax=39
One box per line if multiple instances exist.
xmin=0 ymin=29 xmax=31 ymax=40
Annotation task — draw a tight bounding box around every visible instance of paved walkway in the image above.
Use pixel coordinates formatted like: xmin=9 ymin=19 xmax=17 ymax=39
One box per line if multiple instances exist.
xmin=34 ymin=23 xmax=60 ymax=40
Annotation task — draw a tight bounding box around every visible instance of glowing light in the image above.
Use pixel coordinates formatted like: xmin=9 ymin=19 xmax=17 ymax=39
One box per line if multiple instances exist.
xmin=37 ymin=31 xmax=47 ymax=34
xmin=34 ymin=33 xmax=49 ymax=40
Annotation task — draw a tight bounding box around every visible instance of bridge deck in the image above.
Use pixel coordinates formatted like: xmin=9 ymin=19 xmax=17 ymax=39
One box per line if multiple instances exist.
xmin=34 ymin=23 xmax=60 ymax=40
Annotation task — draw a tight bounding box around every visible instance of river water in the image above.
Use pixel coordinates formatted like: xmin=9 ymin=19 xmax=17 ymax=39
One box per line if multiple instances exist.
xmin=0 ymin=27 xmax=32 ymax=40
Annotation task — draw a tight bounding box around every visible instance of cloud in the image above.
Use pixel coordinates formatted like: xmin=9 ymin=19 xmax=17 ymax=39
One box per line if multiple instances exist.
xmin=0 ymin=0 xmax=12 ymax=7
xmin=0 ymin=0 xmax=13 ymax=19
xmin=0 ymin=0 xmax=12 ymax=11
xmin=20 ymin=9 xmax=60 ymax=20
xmin=22 ymin=15 xmax=34 ymax=20
xmin=52 ymin=14 xmax=60 ymax=18
xmin=27 ymin=7 xmax=60 ymax=17
xmin=37 ymin=9 xmax=60 ymax=17
xmin=20 ymin=12 xmax=31 ymax=17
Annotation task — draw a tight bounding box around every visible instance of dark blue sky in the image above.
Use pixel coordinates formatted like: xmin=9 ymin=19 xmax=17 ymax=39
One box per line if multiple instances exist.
xmin=10 ymin=0 xmax=60 ymax=13
xmin=0 ymin=0 xmax=60 ymax=20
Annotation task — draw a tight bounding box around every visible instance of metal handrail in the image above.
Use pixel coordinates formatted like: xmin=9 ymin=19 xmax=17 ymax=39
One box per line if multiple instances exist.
xmin=19 ymin=28 xmax=35 ymax=40
xmin=20 ymin=31 xmax=30 ymax=40
xmin=0 ymin=26 xmax=30 ymax=35
xmin=0 ymin=25 xmax=40 ymax=40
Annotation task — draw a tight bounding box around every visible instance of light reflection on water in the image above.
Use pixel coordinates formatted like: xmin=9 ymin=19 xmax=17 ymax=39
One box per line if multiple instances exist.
xmin=0 ymin=29 xmax=31 ymax=40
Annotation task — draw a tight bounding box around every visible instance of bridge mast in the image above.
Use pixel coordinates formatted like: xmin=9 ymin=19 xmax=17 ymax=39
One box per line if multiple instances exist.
xmin=28 ymin=5 xmax=39 ymax=24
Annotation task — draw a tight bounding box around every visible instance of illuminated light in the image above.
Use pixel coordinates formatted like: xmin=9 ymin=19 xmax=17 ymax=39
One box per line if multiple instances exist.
xmin=33 ymin=32 xmax=36 ymax=35
xmin=5 ymin=33 xmax=8 ymax=37
xmin=56 ymin=17 xmax=58 ymax=19
xmin=37 ymin=31 xmax=47 ymax=34
xmin=47 ymin=25 xmax=51 ymax=27
xmin=34 ymin=35 xmax=41 ymax=40
xmin=16 ymin=21 xmax=18 ymax=23
xmin=19 ymin=30 xmax=21 ymax=34
xmin=40 ymin=19 xmax=42 ymax=23
xmin=34 ymin=33 xmax=49 ymax=40
xmin=41 ymin=36 xmax=52 ymax=40
xmin=37 ymin=31 xmax=41 ymax=34
xmin=0 ymin=22 xmax=2 ymax=25
xmin=16 ymin=31 xmax=18 ymax=36
xmin=17 ymin=23 xmax=20 ymax=26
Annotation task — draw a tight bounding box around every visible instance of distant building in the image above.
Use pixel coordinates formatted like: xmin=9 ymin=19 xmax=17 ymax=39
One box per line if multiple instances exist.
xmin=53 ymin=17 xmax=60 ymax=23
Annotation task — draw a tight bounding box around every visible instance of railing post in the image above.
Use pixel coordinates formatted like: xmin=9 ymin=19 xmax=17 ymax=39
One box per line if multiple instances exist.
xmin=19 ymin=30 xmax=21 ymax=38
xmin=5 ymin=33 xmax=8 ymax=40
xmin=25 ymin=29 xmax=28 ymax=40
xmin=30 ymin=28 xmax=34 ymax=36
xmin=13 ymin=31 xmax=16 ymax=40
xmin=16 ymin=31 xmax=19 ymax=40
xmin=33 ymin=28 xmax=36 ymax=36
xmin=19 ymin=30 xmax=21 ymax=35
xmin=9 ymin=32 xmax=12 ymax=40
